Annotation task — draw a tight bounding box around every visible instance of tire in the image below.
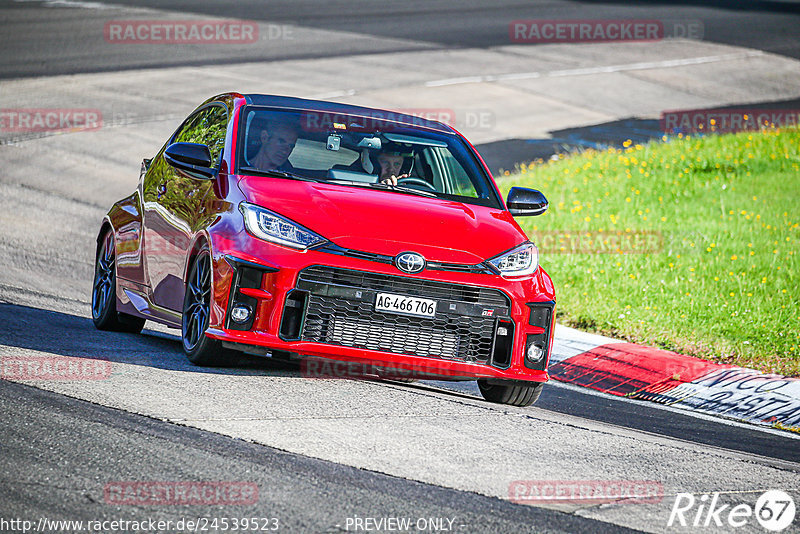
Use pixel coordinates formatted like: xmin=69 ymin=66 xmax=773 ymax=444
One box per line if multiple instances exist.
xmin=181 ymin=246 xmax=236 ymax=366
xmin=91 ymin=230 xmax=145 ymax=334
xmin=477 ymin=380 xmax=544 ymax=407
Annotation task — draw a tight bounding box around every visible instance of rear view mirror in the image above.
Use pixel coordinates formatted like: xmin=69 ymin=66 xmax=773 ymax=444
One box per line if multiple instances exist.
xmin=164 ymin=142 xmax=215 ymax=180
xmin=506 ymin=187 xmax=548 ymax=216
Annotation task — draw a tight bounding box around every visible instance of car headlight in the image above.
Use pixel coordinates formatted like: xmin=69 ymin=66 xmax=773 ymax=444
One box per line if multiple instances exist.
xmin=487 ymin=242 xmax=538 ymax=277
xmin=239 ymin=202 xmax=327 ymax=250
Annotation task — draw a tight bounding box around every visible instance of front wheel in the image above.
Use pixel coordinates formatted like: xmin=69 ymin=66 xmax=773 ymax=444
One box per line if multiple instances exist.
xmin=181 ymin=247 xmax=236 ymax=366
xmin=91 ymin=230 xmax=145 ymax=333
xmin=477 ymin=380 xmax=543 ymax=407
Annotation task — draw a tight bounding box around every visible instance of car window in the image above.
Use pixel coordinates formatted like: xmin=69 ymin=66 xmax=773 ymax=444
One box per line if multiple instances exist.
xmin=289 ymin=138 xmax=359 ymax=170
xmin=173 ymin=105 xmax=228 ymax=167
xmin=420 ymin=146 xmax=480 ymax=198
xmin=237 ymin=107 xmax=500 ymax=208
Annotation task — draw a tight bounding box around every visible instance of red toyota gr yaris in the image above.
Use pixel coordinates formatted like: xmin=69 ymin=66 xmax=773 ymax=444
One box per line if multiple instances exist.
xmin=92 ymin=93 xmax=555 ymax=406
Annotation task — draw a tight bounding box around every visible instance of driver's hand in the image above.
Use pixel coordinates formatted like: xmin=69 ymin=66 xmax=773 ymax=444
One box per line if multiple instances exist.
xmin=379 ymin=173 xmax=409 ymax=186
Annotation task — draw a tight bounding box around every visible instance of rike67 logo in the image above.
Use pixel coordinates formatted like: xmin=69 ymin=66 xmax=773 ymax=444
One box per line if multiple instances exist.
xmin=668 ymin=490 xmax=796 ymax=531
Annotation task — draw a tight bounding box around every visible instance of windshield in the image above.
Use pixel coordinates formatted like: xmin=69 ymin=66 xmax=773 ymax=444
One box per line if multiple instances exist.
xmin=236 ymin=106 xmax=501 ymax=208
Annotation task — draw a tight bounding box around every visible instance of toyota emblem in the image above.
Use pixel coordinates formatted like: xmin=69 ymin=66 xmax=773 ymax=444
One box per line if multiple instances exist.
xmin=394 ymin=252 xmax=426 ymax=274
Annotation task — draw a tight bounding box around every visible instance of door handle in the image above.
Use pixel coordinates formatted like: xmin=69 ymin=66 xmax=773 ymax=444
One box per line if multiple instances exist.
xmin=157 ymin=182 xmax=167 ymax=198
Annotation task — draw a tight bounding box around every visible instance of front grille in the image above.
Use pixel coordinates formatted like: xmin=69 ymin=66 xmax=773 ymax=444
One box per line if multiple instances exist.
xmin=317 ymin=243 xmax=493 ymax=274
xmin=293 ymin=266 xmax=512 ymax=365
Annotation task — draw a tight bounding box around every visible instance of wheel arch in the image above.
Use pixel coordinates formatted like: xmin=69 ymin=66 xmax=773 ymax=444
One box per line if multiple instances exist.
xmin=96 ymin=218 xmax=114 ymax=259
xmin=183 ymin=232 xmax=212 ymax=285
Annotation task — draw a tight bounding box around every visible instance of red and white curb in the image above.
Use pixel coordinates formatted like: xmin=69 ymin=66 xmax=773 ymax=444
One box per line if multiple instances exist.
xmin=550 ymin=325 xmax=800 ymax=432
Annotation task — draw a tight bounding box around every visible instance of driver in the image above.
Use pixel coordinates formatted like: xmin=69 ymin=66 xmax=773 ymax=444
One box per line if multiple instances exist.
xmin=377 ymin=144 xmax=412 ymax=185
xmin=250 ymin=118 xmax=299 ymax=172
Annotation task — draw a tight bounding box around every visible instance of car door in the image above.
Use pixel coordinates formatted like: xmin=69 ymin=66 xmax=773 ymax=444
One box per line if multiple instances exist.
xmin=142 ymin=104 xmax=228 ymax=311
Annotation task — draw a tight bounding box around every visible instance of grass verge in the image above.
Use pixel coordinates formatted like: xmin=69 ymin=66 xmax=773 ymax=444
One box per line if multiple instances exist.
xmin=502 ymin=129 xmax=799 ymax=375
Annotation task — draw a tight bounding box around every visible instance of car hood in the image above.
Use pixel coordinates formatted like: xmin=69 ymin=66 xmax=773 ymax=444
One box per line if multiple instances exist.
xmin=237 ymin=175 xmax=528 ymax=264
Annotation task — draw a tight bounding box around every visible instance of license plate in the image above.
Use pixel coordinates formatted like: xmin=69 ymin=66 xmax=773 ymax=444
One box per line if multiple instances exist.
xmin=375 ymin=292 xmax=437 ymax=318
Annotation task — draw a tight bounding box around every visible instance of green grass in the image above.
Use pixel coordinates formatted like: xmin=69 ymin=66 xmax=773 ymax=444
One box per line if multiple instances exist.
xmin=502 ymin=129 xmax=800 ymax=376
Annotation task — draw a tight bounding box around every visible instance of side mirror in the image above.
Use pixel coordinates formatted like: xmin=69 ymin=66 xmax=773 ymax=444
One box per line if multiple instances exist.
xmin=506 ymin=187 xmax=548 ymax=216
xmin=164 ymin=142 xmax=215 ymax=180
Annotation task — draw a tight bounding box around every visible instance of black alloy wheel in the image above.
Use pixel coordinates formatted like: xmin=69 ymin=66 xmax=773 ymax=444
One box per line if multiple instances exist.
xmin=181 ymin=247 xmax=236 ymax=366
xmin=91 ymin=230 xmax=145 ymax=333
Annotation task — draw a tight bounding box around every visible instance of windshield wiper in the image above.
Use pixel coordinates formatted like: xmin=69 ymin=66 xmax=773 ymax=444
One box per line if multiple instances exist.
xmin=367 ymin=182 xmax=438 ymax=198
xmin=239 ymin=167 xmax=321 ymax=182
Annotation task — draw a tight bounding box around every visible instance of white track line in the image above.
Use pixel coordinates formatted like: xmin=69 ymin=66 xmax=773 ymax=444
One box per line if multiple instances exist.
xmin=425 ymin=50 xmax=765 ymax=87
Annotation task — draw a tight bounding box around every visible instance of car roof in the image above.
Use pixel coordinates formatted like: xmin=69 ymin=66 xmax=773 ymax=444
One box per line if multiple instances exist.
xmin=240 ymin=93 xmax=456 ymax=134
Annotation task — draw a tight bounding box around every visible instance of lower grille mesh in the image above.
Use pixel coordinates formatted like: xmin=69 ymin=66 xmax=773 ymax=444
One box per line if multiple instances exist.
xmin=295 ymin=266 xmax=511 ymax=364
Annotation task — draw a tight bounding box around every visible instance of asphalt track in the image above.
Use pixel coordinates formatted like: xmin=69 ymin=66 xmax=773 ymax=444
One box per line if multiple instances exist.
xmin=1 ymin=1 xmax=800 ymax=533
xmin=2 ymin=0 xmax=799 ymax=79
xmin=1 ymin=380 xmax=633 ymax=534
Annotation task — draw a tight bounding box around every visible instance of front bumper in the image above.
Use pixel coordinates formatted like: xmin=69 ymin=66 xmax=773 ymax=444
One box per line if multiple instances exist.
xmin=206 ymin=238 xmax=555 ymax=382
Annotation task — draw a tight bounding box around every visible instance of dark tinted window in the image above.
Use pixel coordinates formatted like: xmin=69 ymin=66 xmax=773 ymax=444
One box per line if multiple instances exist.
xmin=236 ymin=107 xmax=501 ymax=208
xmin=174 ymin=105 xmax=228 ymax=166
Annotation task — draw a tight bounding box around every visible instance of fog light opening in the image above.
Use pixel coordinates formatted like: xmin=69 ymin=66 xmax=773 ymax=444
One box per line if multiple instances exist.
xmin=230 ymin=304 xmax=252 ymax=324
xmin=526 ymin=342 xmax=544 ymax=363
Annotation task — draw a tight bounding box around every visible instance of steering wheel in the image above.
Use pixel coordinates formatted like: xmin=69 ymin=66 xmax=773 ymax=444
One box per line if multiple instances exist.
xmin=397 ymin=177 xmax=437 ymax=192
